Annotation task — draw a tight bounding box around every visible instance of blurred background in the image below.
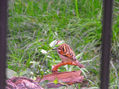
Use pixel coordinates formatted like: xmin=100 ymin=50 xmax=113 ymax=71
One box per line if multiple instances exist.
xmin=8 ymin=0 xmax=119 ymax=88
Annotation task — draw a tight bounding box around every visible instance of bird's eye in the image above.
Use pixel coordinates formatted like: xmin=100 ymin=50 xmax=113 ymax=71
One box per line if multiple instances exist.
xmin=70 ymin=53 xmax=72 ymax=56
xmin=62 ymin=48 xmax=65 ymax=52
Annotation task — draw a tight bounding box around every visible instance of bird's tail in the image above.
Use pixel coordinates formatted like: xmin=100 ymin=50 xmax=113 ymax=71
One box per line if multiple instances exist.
xmin=75 ymin=60 xmax=84 ymax=68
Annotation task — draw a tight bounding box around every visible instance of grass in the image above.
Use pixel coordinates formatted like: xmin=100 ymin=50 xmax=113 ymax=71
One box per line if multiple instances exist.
xmin=8 ymin=0 xmax=119 ymax=88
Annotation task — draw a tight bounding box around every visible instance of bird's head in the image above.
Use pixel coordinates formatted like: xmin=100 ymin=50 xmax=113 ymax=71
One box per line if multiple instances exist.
xmin=51 ymin=40 xmax=65 ymax=50
xmin=56 ymin=40 xmax=65 ymax=46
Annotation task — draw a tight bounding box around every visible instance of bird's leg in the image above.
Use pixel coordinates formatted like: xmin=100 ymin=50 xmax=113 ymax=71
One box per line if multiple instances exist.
xmin=74 ymin=60 xmax=85 ymax=68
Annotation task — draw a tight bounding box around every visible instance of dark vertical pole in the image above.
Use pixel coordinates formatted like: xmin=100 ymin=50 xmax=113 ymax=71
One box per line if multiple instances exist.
xmin=100 ymin=0 xmax=113 ymax=89
xmin=0 ymin=0 xmax=8 ymax=89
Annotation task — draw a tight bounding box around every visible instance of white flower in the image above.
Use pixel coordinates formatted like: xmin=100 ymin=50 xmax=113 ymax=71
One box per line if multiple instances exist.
xmin=40 ymin=49 xmax=47 ymax=54
xmin=49 ymin=40 xmax=57 ymax=47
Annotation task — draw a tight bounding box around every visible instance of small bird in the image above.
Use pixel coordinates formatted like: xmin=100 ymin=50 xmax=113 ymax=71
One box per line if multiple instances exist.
xmin=54 ymin=40 xmax=84 ymax=68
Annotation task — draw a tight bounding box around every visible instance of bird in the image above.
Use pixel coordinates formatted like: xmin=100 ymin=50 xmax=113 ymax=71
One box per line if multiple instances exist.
xmin=52 ymin=40 xmax=84 ymax=72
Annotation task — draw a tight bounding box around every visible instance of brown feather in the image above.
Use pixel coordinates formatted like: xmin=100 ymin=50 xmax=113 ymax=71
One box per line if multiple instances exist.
xmin=57 ymin=43 xmax=76 ymax=61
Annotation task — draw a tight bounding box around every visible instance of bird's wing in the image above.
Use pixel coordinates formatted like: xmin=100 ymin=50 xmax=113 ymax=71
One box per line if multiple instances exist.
xmin=57 ymin=43 xmax=76 ymax=61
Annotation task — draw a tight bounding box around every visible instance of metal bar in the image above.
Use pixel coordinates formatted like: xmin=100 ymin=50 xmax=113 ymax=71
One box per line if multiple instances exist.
xmin=100 ymin=0 xmax=113 ymax=89
xmin=0 ymin=0 xmax=8 ymax=88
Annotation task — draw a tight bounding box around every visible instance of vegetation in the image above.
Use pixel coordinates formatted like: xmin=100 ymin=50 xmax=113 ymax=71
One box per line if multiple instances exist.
xmin=8 ymin=0 xmax=119 ymax=88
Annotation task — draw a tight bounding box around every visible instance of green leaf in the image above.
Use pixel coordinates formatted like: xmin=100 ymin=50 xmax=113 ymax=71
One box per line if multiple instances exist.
xmin=76 ymin=52 xmax=84 ymax=59
xmin=53 ymin=78 xmax=58 ymax=84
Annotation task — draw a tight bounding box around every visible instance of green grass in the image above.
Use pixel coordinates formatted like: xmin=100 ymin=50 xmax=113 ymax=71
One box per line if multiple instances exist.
xmin=8 ymin=0 xmax=119 ymax=88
